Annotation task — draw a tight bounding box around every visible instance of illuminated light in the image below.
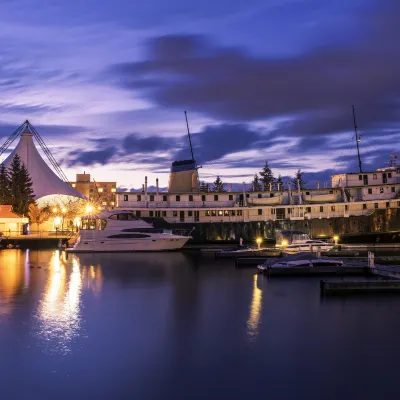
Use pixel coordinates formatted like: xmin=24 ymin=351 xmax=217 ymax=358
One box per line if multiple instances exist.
xmin=282 ymin=240 xmax=288 ymax=247
xmin=52 ymin=207 xmax=58 ymax=213
xmin=111 ymin=188 xmax=116 ymax=193
xmin=71 ymin=183 xmax=76 ymax=188
xmin=85 ymin=205 xmax=93 ymax=214
xmin=61 ymin=207 xmax=67 ymax=214
xmin=256 ymin=237 xmax=262 ymax=249
xmin=73 ymin=217 xmax=81 ymax=227
xmin=54 ymin=216 xmax=62 ymax=226
xmin=333 ymin=235 xmax=339 ymax=241
xmin=98 ymin=188 xmax=103 ymax=193
xmin=98 ymin=206 xmax=102 ymax=210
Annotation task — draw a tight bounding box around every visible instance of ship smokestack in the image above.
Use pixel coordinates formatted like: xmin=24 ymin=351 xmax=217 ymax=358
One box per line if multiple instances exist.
xmin=156 ymin=178 xmax=159 ymax=197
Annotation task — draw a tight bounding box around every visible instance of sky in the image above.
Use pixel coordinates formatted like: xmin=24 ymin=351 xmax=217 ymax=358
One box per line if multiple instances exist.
xmin=0 ymin=0 xmax=399 ymax=190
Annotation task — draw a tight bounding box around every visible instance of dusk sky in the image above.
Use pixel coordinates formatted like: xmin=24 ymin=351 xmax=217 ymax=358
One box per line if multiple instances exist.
xmin=0 ymin=0 xmax=399 ymax=190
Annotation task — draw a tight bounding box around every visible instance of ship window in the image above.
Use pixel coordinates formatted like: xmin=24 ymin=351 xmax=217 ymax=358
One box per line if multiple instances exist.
xmin=123 ymin=195 xmax=128 ymax=201
xmin=107 ymin=234 xmax=151 ymax=239
xmin=202 ymin=195 xmax=206 ymax=201
xmin=137 ymin=195 xmax=141 ymax=201
xmin=306 ymin=207 xmax=311 ymax=212
xmin=271 ymin=209 xmax=275 ymax=214
xmin=109 ymin=213 xmax=137 ymax=221
xmin=205 ymin=211 xmax=211 ymax=216
xmin=306 ymin=192 xmax=310 ymax=195
xmin=392 ymin=187 xmax=395 ymax=192
xmin=359 ymin=175 xmax=362 ymax=180
xmin=246 ymin=194 xmax=249 ymax=198
xmin=287 ymin=208 xmax=291 ymax=214
xmin=173 ymin=211 xmax=177 ymax=217
xmin=379 ymin=187 xmax=384 ymax=194
xmin=224 ymin=210 xmax=229 ymax=216
xmin=363 ymin=203 xmax=367 ymax=209
xmin=211 ymin=210 xmax=217 ymax=216
xmin=163 ymin=195 xmax=167 ymax=202
xmin=270 ymin=193 xmax=274 ymax=197
xmin=162 ymin=211 xmax=166 ymax=217
xmin=329 ymin=190 xmax=333 ymax=194
xmin=368 ymin=188 xmax=372 ymax=194
xmin=237 ymin=210 xmax=243 ymax=216
xmin=81 ymin=218 xmax=96 ymax=230
xmin=320 ymin=206 xmax=323 ymax=212
xmin=149 ymin=211 xmax=154 ymax=217
xmin=150 ymin=195 xmax=154 ymax=201
xmin=176 ymin=195 xmax=180 ymax=202
xmin=214 ymin=195 xmax=218 ymax=201
xmin=345 ymin=205 xmax=348 ymax=211
xmin=386 ymin=202 xmax=390 ymax=208
xmin=258 ymin=209 xmax=262 ymax=215
xmin=258 ymin=194 xmax=262 ymax=198
xmin=398 ymin=201 xmax=400 ymax=207
xmin=374 ymin=203 xmax=378 ymax=209
xmin=189 ymin=195 xmax=193 ymax=201
xmin=389 ymin=173 xmax=392 ymax=178
xmin=230 ymin=210 xmax=236 ymax=216
xmin=331 ymin=206 xmax=335 ymax=211
xmin=229 ymin=194 xmax=233 ymax=201
xmin=136 ymin=211 xmax=141 ymax=217
xmin=373 ymin=174 xmax=377 ymax=180
xmin=188 ymin=211 xmax=193 ymax=217
xmin=218 ymin=210 xmax=223 ymax=216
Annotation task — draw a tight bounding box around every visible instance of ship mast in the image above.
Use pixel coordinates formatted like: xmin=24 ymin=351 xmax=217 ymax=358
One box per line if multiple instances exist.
xmin=352 ymin=105 xmax=362 ymax=173
xmin=184 ymin=111 xmax=195 ymax=162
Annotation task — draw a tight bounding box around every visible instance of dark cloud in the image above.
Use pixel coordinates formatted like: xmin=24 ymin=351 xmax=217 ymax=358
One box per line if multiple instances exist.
xmin=109 ymin=0 xmax=400 ymax=142
xmin=122 ymin=134 xmax=176 ymax=153
xmin=66 ymin=146 xmax=117 ymax=167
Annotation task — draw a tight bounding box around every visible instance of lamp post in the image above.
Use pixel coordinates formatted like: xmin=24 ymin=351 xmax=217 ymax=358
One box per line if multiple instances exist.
xmin=256 ymin=237 xmax=262 ymax=250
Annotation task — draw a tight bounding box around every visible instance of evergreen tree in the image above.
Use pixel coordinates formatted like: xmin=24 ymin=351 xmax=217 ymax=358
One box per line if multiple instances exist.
xmin=292 ymin=169 xmax=307 ymax=190
xmin=251 ymin=174 xmax=261 ymax=191
xmin=199 ymin=181 xmax=208 ymax=192
xmin=8 ymin=155 xmax=35 ymax=215
xmin=0 ymin=163 xmax=11 ymax=204
xmin=259 ymin=161 xmax=274 ymax=189
xmin=212 ymin=176 xmax=225 ymax=192
xmin=276 ymin=174 xmax=284 ymax=190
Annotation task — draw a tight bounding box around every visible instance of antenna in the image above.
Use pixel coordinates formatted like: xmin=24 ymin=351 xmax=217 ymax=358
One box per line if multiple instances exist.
xmin=184 ymin=111 xmax=195 ymax=162
xmin=352 ymin=105 xmax=362 ymax=173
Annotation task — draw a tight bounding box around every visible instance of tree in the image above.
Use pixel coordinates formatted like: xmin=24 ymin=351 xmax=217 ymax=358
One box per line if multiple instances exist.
xmin=259 ymin=161 xmax=274 ymax=189
xmin=28 ymin=203 xmax=51 ymax=231
xmin=8 ymin=154 xmax=35 ymax=215
xmin=212 ymin=176 xmax=225 ymax=192
xmin=276 ymin=174 xmax=284 ymax=190
xmin=0 ymin=163 xmax=11 ymax=204
xmin=199 ymin=181 xmax=208 ymax=192
xmin=251 ymin=174 xmax=261 ymax=191
xmin=292 ymin=169 xmax=307 ymax=190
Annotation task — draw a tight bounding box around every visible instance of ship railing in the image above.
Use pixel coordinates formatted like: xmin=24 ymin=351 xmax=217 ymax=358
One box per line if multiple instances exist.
xmin=117 ymin=200 xmax=236 ymax=208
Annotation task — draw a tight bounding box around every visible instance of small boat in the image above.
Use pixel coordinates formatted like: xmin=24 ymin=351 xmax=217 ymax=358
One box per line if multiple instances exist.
xmin=276 ymin=230 xmax=334 ymax=254
xmin=67 ymin=210 xmax=192 ymax=253
xmin=216 ymin=246 xmax=280 ymax=258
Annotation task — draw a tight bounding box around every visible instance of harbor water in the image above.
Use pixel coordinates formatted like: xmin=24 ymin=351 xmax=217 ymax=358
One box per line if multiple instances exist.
xmin=1 ymin=249 xmax=400 ymax=399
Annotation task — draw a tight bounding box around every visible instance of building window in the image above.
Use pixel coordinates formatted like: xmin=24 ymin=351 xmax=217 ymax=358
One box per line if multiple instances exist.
xmin=258 ymin=209 xmax=262 ymax=215
xmin=258 ymin=194 xmax=262 ymax=199
xmin=110 ymin=201 xmax=115 ymax=206
xmin=123 ymin=195 xmax=128 ymax=201
xmin=237 ymin=210 xmax=243 ymax=216
xmin=368 ymin=188 xmax=372 ymax=194
xmin=379 ymin=187 xmax=384 ymax=194
xmin=136 ymin=211 xmax=141 ymax=217
xmin=163 ymin=195 xmax=167 ymax=202
xmin=374 ymin=203 xmax=378 ymax=209
xmin=89 ymin=188 xmax=94 ymax=193
xmin=137 ymin=195 xmax=141 ymax=201
xmin=205 ymin=211 xmax=211 ymax=216
xmin=103 ymin=188 xmax=108 ymax=193
xmin=111 ymin=188 xmax=116 ymax=193
xmin=150 ymin=195 xmax=154 ymax=201
xmin=189 ymin=195 xmax=193 ymax=201
xmin=373 ymin=174 xmax=377 ymax=180
xmin=331 ymin=206 xmax=335 ymax=211
xmin=214 ymin=195 xmax=218 ymax=201
xmin=359 ymin=175 xmax=362 ymax=180
xmin=162 ymin=211 xmax=166 ymax=217
xmin=388 ymin=173 xmax=392 ymax=178
xmin=229 ymin=194 xmax=233 ymax=201
xmin=211 ymin=210 xmax=217 ymax=216
xmin=72 ymin=183 xmax=76 ymax=188
xmin=363 ymin=203 xmax=367 ymax=209
xmin=218 ymin=210 xmax=223 ymax=216
xmin=320 ymin=206 xmax=323 ymax=212
xmin=149 ymin=211 xmax=154 ymax=217
xmin=386 ymin=202 xmax=390 ymax=208
xmin=188 ymin=211 xmax=193 ymax=217
xmin=202 ymin=195 xmax=206 ymax=201
xmin=102 ymin=201 xmax=107 ymax=205
xmin=173 ymin=211 xmax=177 ymax=217
xmin=176 ymin=195 xmax=180 ymax=202
xmin=98 ymin=188 xmax=103 ymax=193
xmin=392 ymin=187 xmax=395 ymax=193
xmin=398 ymin=201 xmax=400 ymax=207
xmin=306 ymin=207 xmax=311 ymax=212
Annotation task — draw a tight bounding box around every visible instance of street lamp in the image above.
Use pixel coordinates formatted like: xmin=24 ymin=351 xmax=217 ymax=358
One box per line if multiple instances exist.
xmin=256 ymin=237 xmax=262 ymax=250
xmin=333 ymin=235 xmax=339 ymax=246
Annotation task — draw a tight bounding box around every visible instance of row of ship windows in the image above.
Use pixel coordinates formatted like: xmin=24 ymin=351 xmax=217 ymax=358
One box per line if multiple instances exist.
xmin=366 ymin=187 xmax=396 ymax=194
xmin=123 ymin=193 xmax=285 ymax=202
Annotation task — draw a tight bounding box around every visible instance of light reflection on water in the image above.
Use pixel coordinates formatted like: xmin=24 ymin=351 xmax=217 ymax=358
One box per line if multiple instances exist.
xmin=246 ymin=273 xmax=263 ymax=340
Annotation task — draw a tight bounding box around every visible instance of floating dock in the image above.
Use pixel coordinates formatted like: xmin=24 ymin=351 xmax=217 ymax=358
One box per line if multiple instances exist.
xmin=265 ymin=264 xmax=369 ymax=277
xmin=320 ymin=279 xmax=400 ymax=295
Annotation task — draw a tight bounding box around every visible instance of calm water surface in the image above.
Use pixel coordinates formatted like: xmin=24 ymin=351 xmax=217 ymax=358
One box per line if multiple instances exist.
xmin=1 ymin=249 xmax=400 ymax=399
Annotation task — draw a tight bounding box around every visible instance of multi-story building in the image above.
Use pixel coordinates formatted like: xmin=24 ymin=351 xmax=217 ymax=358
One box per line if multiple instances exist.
xmin=70 ymin=173 xmax=117 ymax=208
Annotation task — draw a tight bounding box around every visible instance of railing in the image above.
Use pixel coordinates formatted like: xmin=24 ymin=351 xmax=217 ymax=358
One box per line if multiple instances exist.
xmin=117 ymin=200 xmax=237 ymax=208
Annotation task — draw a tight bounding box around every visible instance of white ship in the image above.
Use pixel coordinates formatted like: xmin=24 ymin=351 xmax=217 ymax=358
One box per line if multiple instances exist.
xmin=67 ymin=210 xmax=191 ymax=253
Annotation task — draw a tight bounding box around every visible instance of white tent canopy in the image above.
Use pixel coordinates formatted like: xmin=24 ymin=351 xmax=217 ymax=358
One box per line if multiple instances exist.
xmin=3 ymin=131 xmax=83 ymax=201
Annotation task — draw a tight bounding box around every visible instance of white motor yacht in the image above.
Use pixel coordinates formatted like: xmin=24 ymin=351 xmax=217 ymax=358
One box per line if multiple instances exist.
xmin=275 ymin=230 xmax=335 ymax=254
xmin=67 ymin=210 xmax=191 ymax=253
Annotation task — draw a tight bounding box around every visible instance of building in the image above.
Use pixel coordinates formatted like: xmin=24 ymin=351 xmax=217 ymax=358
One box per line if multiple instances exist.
xmin=0 ymin=205 xmax=29 ymax=236
xmin=70 ymin=173 xmax=117 ymax=208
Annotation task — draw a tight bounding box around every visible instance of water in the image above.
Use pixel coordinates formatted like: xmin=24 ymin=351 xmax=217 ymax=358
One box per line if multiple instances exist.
xmin=1 ymin=249 xmax=400 ymax=399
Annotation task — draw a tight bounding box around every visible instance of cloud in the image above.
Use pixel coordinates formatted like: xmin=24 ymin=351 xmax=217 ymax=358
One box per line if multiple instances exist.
xmin=66 ymin=146 xmax=117 ymax=167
